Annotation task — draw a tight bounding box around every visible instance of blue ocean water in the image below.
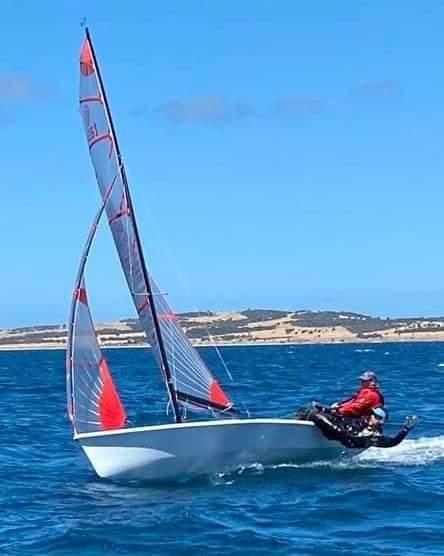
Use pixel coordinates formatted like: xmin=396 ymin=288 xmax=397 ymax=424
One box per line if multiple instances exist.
xmin=1 ymin=342 xmax=443 ymax=555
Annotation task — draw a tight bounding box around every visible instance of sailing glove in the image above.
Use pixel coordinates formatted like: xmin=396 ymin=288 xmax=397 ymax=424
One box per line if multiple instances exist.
xmin=404 ymin=415 xmax=419 ymax=430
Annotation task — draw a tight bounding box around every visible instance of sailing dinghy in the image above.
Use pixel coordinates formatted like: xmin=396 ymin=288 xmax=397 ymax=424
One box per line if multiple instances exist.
xmin=66 ymin=29 xmax=350 ymax=482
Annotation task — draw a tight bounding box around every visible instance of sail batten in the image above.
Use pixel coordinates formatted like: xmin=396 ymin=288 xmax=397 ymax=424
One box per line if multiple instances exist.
xmin=73 ymin=28 xmax=236 ymax=422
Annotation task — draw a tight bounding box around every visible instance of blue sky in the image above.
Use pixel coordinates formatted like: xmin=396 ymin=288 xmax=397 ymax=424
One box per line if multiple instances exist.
xmin=1 ymin=1 xmax=444 ymax=327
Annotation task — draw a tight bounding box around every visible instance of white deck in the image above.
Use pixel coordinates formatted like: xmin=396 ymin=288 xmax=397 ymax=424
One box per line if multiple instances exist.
xmin=76 ymin=418 xmax=351 ymax=481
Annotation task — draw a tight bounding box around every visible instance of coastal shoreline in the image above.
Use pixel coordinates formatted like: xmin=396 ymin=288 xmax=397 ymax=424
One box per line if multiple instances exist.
xmin=1 ymin=335 xmax=444 ymax=353
xmin=3 ymin=309 xmax=444 ymax=352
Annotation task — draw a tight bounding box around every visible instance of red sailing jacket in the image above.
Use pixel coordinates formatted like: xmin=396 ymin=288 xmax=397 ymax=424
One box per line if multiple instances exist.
xmin=336 ymin=386 xmax=384 ymax=417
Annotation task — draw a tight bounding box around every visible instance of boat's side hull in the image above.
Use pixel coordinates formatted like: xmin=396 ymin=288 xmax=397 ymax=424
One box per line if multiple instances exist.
xmin=76 ymin=419 xmax=349 ymax=481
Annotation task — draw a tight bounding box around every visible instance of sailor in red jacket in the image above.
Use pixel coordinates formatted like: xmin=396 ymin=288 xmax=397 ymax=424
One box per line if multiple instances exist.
xmin=333 ymin=370 xmax=384 ymax=418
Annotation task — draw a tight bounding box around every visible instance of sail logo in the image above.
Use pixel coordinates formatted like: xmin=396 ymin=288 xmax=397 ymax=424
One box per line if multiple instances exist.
xmin=87 ymin=122 xmax=99 ymax=144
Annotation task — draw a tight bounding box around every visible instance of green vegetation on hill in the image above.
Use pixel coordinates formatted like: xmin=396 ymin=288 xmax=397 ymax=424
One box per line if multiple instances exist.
xmin=240 ymin=309 xmax=289 ymax=321
xmin=292 ymin=311 xmax=444 ymax=337
xmin=2 ymin=309 xmax=444 ymax=348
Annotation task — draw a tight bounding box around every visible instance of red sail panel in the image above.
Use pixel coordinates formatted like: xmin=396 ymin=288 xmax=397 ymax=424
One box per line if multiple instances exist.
xmin=210 ymin=380 xmax=230 ymax=408
xmin=99 ymin=358 xmax=127 ymax=430
xmin=80 ymin=40 xmax=94 ymax=76
xmin=75 ymin=286 xmax=88 ymax=305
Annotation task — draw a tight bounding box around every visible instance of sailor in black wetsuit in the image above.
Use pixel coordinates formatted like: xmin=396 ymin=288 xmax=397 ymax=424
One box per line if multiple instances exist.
xmin=311 ymin=406 xmax=418 ymax=449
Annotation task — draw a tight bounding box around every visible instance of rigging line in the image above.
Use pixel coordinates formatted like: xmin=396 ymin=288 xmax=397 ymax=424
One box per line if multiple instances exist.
xmin=136 ymin=245 xmax=183 ymax=420
xmin=162 ymin=354 xmax=209 ymax=390
xmin=166 ymin=313 xmax=234 ymax=389
xmin=159 ymin=333 xmax=214 ymax=388
xmin=127 ymin=185 xmax=236 ymax=384
xmin=201 ymin=325 xmax=234 ymax=382
xmin=170 ymin=367 xmax=209 ymax=390
xmin=163 ymin=346 xmax=211 ymax=387
xmin=171 ymin=360 xmax=212 ymax=391
xmin=166 ymin=353 xmax=223 ymax=395
xmin=176 ymin=393 xmax=234 ymax=415
xmin=182 ymin=401 xmax=188 ymax=420
xmin=100 ymin=178 xmax=157 ymax=344
xmin=131 ymin=291 xmax=173 ymax=298
xmin=175 ymin=382 xmax=213 ymax=399
xmin=169 ymin=365 xmax=210 ymax=392
xmin=157 ymin=304 xmax=243 ymax=411
xmin=150 ymin=317 xmax=197 ymax=357
xmin=160 ymin=322 xmax=206 ymax=365
xmin=160 ymin=314 xmax=204 ymax=356
xmin=161 ymin=318 xmax=213 ymax=371
xmin=158 ymin=322 xmax=211 ymax=374
xmin=165 ymin=341 xmax=228 ymax=390
xmin=175 ymin=375 xmax=212 ymax=397
xmin=153 ymin=334 xmax=212 ymax=391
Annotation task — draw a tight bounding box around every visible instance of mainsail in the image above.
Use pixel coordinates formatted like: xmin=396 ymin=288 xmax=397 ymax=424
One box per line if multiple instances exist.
xmin=77 ymin=29 xmax=236 ymax=421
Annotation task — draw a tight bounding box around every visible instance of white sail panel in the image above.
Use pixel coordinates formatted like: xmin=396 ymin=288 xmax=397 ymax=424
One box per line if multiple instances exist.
xmin=79 ymin=36 xmax=235 ymax=416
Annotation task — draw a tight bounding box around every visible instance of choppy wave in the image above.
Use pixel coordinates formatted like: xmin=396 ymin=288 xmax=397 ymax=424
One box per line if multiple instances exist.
xmin=2 ymin=344 xmax=444 ymax=555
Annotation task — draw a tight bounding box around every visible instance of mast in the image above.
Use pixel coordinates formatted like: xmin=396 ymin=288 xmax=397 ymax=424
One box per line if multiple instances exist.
xmin=84 ymin=28 xmax=181 ymax=423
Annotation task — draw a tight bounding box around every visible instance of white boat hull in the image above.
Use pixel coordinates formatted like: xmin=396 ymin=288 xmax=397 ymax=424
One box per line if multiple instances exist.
xmin=75 ymin=418 xmax=353 ymax=482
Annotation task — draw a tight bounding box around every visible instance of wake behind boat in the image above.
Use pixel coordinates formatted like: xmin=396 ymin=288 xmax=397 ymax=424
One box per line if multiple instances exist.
xmin=66 ymin=28 xmax=355 ymax=482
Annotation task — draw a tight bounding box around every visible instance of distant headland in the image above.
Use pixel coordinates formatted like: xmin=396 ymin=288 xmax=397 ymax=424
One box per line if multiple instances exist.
xmin=1 ymin=309 xmax=444 ymax=350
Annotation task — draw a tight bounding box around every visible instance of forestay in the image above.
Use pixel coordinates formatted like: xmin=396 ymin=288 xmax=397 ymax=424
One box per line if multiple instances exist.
xmin=78 ymin=33 xmax=235 ymax=418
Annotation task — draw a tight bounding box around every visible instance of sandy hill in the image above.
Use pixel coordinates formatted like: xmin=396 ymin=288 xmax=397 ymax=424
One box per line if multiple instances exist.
xmin=1 ymin=309 xmax=444 ymax=350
